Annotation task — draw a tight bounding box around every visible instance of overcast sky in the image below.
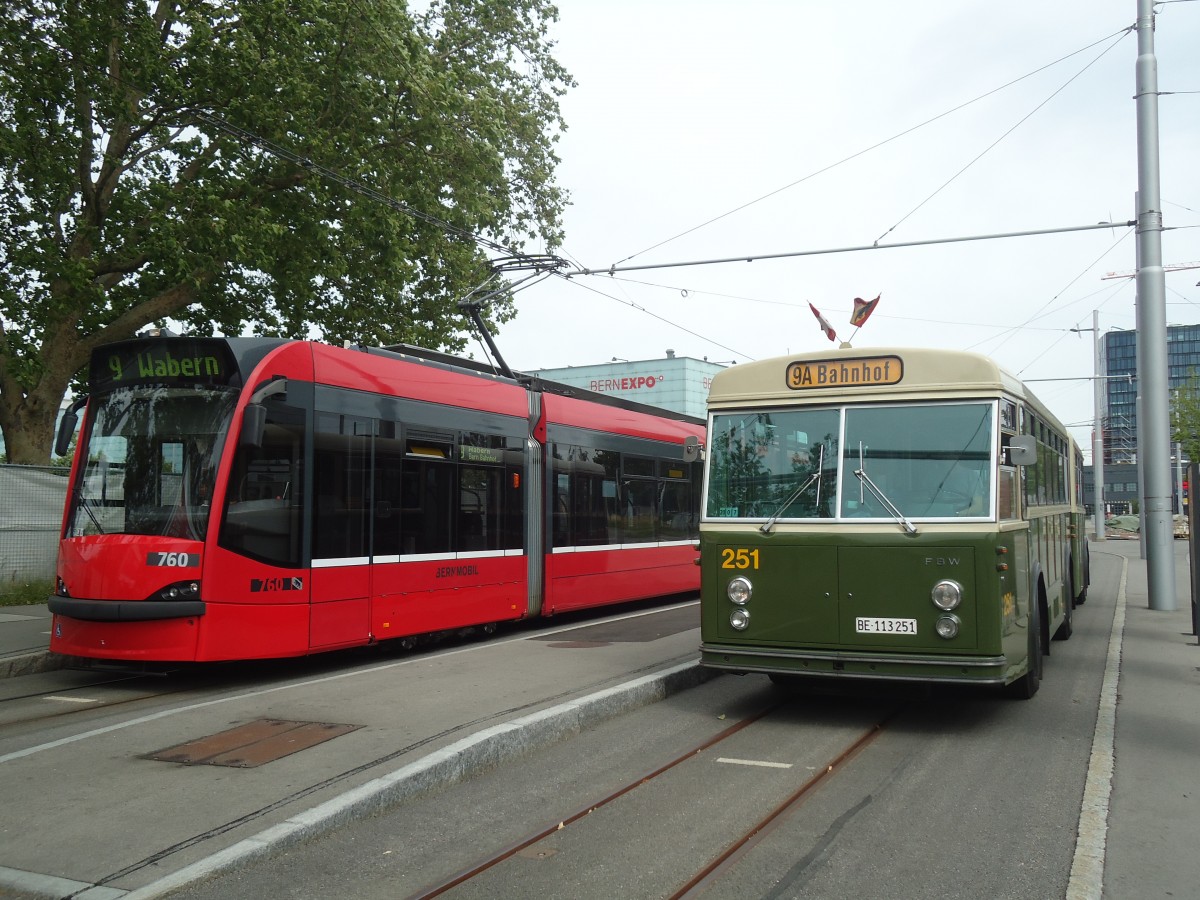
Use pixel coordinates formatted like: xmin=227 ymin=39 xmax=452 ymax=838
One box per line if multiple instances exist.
xmin=491 ymin=0 xmax=1200 ymax=460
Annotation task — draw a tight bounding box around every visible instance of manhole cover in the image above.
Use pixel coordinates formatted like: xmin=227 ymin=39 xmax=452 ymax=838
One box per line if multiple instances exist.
xmin=145 ymin=718 xmax=360 ymax=768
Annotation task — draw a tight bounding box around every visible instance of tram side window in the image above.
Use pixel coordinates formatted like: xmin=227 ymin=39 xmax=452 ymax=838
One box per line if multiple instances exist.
xmin=400 ymin=433 xmax=454 ymax=555
xmin=219 ymin=402 xmax=305 ymax=568
xmin=552 ymin=444 xmax=617 ymax=547
xmin=312 ymin=413 xmax=371 ymax=560
xmin=458 ymin=466 xmax=502 ymax=552
xmin=552 ymin=442 xmax=699 ymax=547
xmin=659 ymin=460 xmax=698 ymax=540
xmin=373 ymin=422 xmax=404 ymax=558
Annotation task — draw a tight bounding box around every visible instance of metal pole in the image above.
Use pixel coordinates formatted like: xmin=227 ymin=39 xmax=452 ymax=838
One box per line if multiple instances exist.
xmin=1190 ymin=461 xmax=1200 ymax=638
xmin=1093 ymin=310 xmax=1106 ymax=540
xmin=1134 ymin=0 xmax=1176 ymax=610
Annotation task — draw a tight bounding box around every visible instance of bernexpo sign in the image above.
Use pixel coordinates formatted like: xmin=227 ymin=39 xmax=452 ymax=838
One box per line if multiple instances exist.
xmin=590 ymin=374 xmax=662 ymax=392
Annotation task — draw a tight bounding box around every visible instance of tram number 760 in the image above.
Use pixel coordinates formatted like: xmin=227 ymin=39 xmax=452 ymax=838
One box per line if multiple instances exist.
xmin=721 ymin=548 xmax=760 ymax=570
xmin=146 ymin=552 xmax=200 ymax=568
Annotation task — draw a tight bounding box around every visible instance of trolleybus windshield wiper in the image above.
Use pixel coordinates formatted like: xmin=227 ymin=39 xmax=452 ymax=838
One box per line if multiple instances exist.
xmin=853 ymin=443 xmax=918 ymax=536
xmin=760 ymin=443 xmax=824 ymax=534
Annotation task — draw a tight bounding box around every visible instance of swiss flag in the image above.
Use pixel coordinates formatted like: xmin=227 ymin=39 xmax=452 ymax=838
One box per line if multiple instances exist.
xmin=809 ymin=303 xmax=837 ymax=342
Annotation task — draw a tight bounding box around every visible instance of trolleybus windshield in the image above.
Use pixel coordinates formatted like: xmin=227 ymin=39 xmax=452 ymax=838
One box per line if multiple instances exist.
xmin=68 ymin=386 xmax=236 ymax=541
xmin=706 ymin=401 xmax=995 ymax=522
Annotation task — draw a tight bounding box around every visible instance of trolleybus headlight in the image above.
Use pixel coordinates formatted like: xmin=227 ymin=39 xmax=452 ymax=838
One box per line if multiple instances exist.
xmin=730 ymin=608 xmax=751 ymax=630
xmin=931 ymin=579 xmax=963 ymax=611
xmin=935 ymin=614 xmax=961 ymax=639
xmin=727 ymin=577 xmax=752 ymax=605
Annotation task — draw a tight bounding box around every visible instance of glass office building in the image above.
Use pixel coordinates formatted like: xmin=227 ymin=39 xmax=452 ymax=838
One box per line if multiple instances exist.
xmin=1102 ymin=323 xmax=1200 ymax=464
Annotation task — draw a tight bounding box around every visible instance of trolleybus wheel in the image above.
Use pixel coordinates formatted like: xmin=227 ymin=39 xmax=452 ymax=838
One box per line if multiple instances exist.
xmin=1054 ymin=581 xmax=1074 ymax=641
xmin=1006 ymin=602 xmax=1043 ymax=700
xmin=1076 ymin=550 xmax=1090 ymax=605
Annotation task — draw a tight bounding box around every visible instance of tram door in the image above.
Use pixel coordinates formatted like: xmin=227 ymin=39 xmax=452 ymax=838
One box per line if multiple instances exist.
xmin=310 ymin=412 xmax=374 ymax=649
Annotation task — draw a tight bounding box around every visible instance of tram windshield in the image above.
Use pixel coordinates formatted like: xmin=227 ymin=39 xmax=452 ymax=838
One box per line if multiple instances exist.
xmin=705 ymin=402 xmax=995 ymax=521
xmin=67 ymin=387 xmax=236 ymax=541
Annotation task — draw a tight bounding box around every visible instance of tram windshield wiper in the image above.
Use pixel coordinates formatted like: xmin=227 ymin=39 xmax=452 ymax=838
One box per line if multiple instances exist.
xmin=76 ymin=491 xmax=105 ymax=535
xmin=760 ymin=444 xmax=824 ymax=534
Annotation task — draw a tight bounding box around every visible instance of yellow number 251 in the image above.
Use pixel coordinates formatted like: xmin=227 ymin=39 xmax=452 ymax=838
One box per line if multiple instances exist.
xmin=721 ymin=548 xmax=760 ymax=570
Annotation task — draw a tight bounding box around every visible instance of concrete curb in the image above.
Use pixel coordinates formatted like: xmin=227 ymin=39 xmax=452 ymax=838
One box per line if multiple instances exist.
xmin=0 ymin=650 xmax=72 ymax=680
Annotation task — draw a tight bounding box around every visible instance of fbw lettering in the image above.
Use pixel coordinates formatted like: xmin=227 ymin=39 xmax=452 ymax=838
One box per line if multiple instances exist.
xmin=436 ymin=565 xmax=479 ymax=578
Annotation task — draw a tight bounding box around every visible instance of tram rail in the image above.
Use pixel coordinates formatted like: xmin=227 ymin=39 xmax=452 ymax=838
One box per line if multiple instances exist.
xmin=407 ymin=699 xmax=900 ymax=900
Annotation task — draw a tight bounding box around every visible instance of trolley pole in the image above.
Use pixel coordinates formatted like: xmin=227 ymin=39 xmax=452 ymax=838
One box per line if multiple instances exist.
xmin=1133 ymin=0 xmax=1176 ymax=610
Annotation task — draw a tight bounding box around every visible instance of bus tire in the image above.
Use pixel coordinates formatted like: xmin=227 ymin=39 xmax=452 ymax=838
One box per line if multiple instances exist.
xmin=1007 ymin=601 xmax=1043 ymax=700
xmin=1053 ymin=589 xmax=1074 ymax=641
xmin=1076 ymin=548 xmax=1090 ymax=605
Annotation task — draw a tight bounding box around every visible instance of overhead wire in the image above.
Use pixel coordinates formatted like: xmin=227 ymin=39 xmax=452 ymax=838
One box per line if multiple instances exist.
xmin=965 ymin=226 xmax=1134 ymax=360
xmin=872 ymin=28 xmax=1132 ymax=245
xmin=607 ymin=24 xmax=1136 ymax=268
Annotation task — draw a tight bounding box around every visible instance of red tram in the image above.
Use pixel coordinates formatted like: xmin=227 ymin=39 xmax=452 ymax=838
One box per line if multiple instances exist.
xmin=48 ymin=337 xmax=704 ymax=662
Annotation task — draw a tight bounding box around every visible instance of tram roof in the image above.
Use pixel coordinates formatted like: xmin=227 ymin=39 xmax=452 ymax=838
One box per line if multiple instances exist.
xmin=707 ymin=346 xmax=1063 ymax=427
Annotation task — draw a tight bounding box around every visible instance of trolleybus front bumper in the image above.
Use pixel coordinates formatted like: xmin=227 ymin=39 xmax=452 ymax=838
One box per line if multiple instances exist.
xmin=48 ymin=596 xmax=206 ymax=622
xmin=700 ymin=642 xmax=1011 ymax=686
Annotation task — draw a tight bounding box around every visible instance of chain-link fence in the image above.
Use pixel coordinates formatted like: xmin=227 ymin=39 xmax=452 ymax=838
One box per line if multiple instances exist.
xmin=0 ymin=464 xmax=70 ymax=595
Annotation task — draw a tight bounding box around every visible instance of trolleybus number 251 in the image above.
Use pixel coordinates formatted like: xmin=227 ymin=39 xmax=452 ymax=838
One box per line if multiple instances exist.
xmin=721 ymin=548 xmax=760 ymax=570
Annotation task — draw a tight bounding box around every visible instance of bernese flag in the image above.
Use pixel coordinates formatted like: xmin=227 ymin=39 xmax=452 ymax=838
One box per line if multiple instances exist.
xmin=849 ymin=294 xmax=881 ymax=328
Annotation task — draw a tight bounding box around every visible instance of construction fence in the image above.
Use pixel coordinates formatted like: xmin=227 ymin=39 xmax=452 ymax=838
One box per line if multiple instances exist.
xmin=0 ymin=464 xmax=69 ymax=595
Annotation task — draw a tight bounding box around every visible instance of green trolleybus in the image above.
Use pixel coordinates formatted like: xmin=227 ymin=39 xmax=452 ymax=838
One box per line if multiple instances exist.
xmin=698 ymin=346 xmax=1089 ymax=699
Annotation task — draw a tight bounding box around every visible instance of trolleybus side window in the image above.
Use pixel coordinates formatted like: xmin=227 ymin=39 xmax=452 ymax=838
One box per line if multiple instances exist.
xmin=219 ymin=401 xmax=305 ymax=568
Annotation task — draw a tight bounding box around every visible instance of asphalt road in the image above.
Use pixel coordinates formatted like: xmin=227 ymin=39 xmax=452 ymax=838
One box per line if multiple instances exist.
xmin=164 ymin=559 xmax=1114 ymax=900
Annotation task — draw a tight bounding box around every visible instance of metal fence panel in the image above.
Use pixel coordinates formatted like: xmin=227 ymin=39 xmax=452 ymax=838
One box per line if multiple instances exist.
xmin=0 ymin=464 xmax=69 ymax=593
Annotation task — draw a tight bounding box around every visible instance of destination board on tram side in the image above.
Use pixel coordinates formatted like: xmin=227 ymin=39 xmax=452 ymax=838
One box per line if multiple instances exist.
xmin=785 ymin=355 xmax=904 ymax=390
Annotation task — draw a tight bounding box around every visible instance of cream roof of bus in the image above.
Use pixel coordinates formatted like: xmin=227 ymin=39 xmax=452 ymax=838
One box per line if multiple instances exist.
xmin=708 ymin=347 xmax=1064 ymax=431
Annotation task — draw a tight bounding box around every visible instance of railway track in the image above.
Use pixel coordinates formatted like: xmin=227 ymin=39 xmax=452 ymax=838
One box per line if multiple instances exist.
xmin=0 ymin=669 xmax=186 ymax=729
xmin=407 ymin=696 xmax=901 ymax=900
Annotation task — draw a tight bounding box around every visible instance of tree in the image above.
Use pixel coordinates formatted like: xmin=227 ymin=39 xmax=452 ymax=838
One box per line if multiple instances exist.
xmin=1171 ymin=372 xmax=1200 ymax=465
xmin=0 ymin=0 xmax=573 ymax=463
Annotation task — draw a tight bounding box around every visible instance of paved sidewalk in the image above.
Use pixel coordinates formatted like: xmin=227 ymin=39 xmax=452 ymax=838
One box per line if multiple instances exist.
xmin=1097 ymin=538 xmax=1200 ymax=900
xmin=0 ymin=602 xmax=58 ymax=678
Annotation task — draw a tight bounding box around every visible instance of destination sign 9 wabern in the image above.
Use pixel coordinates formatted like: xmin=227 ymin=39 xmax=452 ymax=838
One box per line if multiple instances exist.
xmin=785 ymin=355 xmax=904 ymax=390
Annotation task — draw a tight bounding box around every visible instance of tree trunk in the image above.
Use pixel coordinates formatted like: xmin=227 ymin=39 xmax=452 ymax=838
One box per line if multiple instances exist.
xmin=0 ymin=357 xmax=79 ymax=466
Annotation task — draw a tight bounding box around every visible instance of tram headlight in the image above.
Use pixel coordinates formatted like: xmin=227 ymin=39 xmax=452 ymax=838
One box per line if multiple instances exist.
xmin=931 ymin=579 xmax=962 ymax=611
xmin=935 ymin=614 xmax=961 ymax=640
xmin=153 ymin=580 xmax=201 ymax=602
xmin=727 ymin=577 xmax=752 ymax=605
xmin=730 ymin=608 xmax=751 ymax=630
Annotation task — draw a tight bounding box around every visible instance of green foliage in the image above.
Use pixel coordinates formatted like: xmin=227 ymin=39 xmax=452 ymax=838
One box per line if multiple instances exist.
xmin=0 ymin=0 xmax=574 ymax=462
xmin=1171 ymin=371 xmax=1200 ymax=465
xmin=0 ymin=579 xmax=54 ymax=606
